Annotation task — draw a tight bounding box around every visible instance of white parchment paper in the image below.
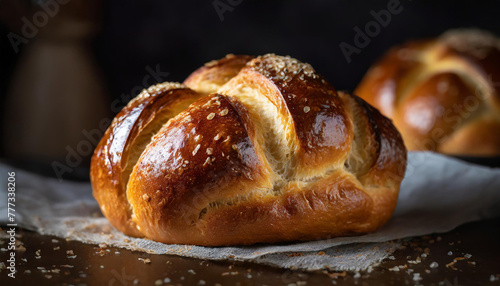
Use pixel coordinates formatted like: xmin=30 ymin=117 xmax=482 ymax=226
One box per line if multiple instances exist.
xmin=1 ymin=152 xmax=499 ymax=271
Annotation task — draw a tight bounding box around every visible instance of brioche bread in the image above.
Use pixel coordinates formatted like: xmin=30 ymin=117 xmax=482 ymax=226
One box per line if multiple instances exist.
xmin=91 ymin=54 xmax=406 ymax=246
xmin=356 ymin=29 xmax=500 ymax=156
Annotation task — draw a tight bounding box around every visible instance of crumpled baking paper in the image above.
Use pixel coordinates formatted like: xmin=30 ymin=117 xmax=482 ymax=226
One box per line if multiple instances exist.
xmin=1 ymin=152 xmax=499 ymax=271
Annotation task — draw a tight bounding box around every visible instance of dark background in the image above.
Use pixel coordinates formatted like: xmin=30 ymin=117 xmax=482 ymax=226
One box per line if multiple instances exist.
xmin=1 ymin=0 xmax=499 ymax=177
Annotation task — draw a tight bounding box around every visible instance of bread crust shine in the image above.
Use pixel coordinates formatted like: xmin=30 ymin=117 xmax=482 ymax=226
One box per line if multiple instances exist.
xmin=91 ymin=54 xmax=407 ymax=246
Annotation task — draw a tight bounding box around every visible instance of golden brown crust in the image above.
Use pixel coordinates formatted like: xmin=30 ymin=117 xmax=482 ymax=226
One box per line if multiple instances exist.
xmin=350 ymin=94 xmax=407 ymax=228
xmin=127 ymin=94 xmax=272 ymax=244
xmin=244 ymin=55 xmax=352 ymax=176
xmin=90 ymin=83 xmax=203 ymax=237
xmin=184 ymin=54 xmax=254 ymax=95
xmin=356 ymin=29 xmax=500 ymax=156
xmin=91 ymin=55 xmax=251 ymax=237
xmin=92 ymin=54 xmax=407 ymax=246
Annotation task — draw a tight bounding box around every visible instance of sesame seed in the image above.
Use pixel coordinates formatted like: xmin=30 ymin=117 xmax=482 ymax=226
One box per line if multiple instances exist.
xmin=413 ymin=273 xmax=422 ymax=281
xmin=142 ymin=194 xmax=149 ymax=200
xmin=232 ymin=144 xmax=238 ymax=150
xmin=204 ymin=60 xmax=218 ymax=67
xmin=214 ymin=134 xmax=221 ymax=140
xmin=207 ymin=113 xmax=215 ymax=120
xmin=206 ymin=148 xmax=213 ymax=155
xmin=220 ymin=108 xmax=229 ymax=116
xmin=192 ymin=144 xmax=200 ymax=156
xmin=303 ymin=106 xmax=310 ymax=113
xmin=138 ymin=258 xmax=151 ymax=264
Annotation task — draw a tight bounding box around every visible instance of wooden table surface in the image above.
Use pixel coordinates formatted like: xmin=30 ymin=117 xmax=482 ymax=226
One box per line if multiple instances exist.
xmin=1 ymin=217 xmax=499 ymax=286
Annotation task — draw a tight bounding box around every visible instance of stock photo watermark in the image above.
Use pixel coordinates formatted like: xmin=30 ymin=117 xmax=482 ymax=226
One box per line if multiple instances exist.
xmin=7 ymin=0 xmax=72 ymax=54
xmin=213 ymin=0 xmax=244 ymax=22
xmin=339 ymin=0 xmax=410 ymax=63
xmin=51 ymin=64 xmax=170 ymax=181
xmin=5 ymin=171 xmax=17 ymax=278
xmin=108 ymin=268 xmax=136 ymax=286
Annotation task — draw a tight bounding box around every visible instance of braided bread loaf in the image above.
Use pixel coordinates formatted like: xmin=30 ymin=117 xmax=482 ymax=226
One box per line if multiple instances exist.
xmin=356 ymin=29 xmax=500 ymax=156
xmin=91 ymin=54 xmax=406 ymax=246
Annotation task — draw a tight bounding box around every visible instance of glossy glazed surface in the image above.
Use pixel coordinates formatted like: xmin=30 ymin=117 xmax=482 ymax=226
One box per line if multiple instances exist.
xmin=92 ymin=54 xmax=407 ymax=246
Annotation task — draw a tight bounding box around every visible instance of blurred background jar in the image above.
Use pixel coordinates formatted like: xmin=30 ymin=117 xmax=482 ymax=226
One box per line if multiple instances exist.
xmin=1 ymin=0 xmax=110 ymax=179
